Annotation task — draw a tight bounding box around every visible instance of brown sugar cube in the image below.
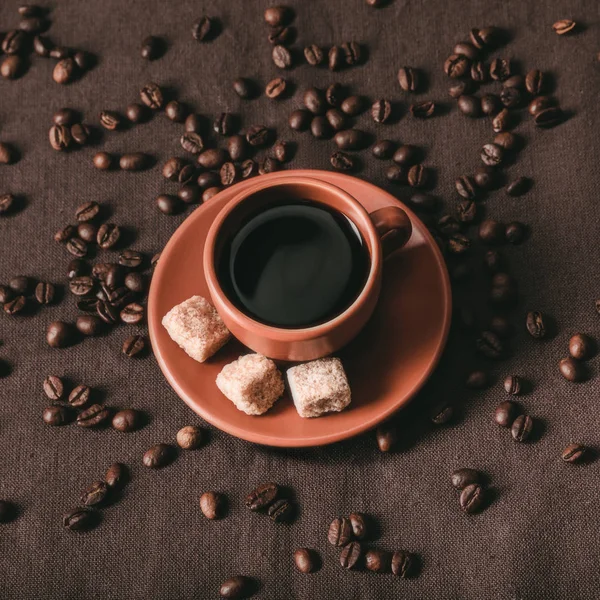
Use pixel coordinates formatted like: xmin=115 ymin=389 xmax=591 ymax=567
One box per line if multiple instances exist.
xmin=216 ymin=354 xmax=284 ymax=415
xmin=162 ymin=295 xmax=230 ymax=362
xmin=287 ymin=357 xmax=351 ymax=418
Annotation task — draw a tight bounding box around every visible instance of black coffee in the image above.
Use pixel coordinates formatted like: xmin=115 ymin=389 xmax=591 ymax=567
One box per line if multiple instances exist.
xmin=219 ymin=201 xmax=369 ymax=328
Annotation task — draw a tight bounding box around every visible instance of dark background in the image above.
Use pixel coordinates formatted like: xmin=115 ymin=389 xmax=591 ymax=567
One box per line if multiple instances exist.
xmin=1 ymin=1 xmax=599 ymax=598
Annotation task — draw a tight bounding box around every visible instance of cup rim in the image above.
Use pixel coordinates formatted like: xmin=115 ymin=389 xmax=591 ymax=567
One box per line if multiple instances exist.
xmin=203 ymin=175 xmax=382 ymax=342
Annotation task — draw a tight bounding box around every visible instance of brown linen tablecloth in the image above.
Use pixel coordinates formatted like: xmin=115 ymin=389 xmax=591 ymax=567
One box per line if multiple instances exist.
xmin=1 ymin=0 xmax=599 ymax=598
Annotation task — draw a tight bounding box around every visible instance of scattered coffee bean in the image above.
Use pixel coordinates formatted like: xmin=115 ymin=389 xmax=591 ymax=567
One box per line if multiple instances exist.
xmin=478 ymin=219 xmax=504 ymax=244
xmin=490 ymin=58 xmax=511 ymax=81
xmin=481 ymin=94 xmax=500 ymax=116
xmin=500 ymin=86 xmax=522 ymax=108
xmin=46 ymin=321 xmax=75 ymax=348
xmin=202 ymin=187 xmax=222 ymax=202
xmin=197 ymin=149 xmax=228 ymax=170
xmin=460 ymin=483 xmax=485 ymax=513
xmin=156 ymin=194 xmax=181 ymax=215
xmin=385 ymin=164 xmax=407 ymax=183
xmin=457 ymin=95 xmax=480 ymax=117
xmin=431 ymin=404 xmax=453 ymax=425
xmin=392 ymin=551 xmax=413 ymax=578
xmin=53 ymin=58 xmax=77 ymax=84
xmin=341 ymin=41 xmax=362 ymax=65
xmin=410 ymin=101 xmax=435 ymax=118
xmin=32 ymin=34 xmax=53 ymax=57
xmin=288 ymin=109 xmax=311 ymax=131
xmin=340 ymin=95 xmax=365 ymax=117
xmin=199 ymin=491 xmax=224 ymax=520
xmin=481 ymin=143 xmax=504 ymax=166
xmin=267 ymin=498 xmax=293 ymax=522
xmin=43 ymin=375 xmax=64 ymax=401
xmin=503 ymin=375 xmax=522 ymax=396
xmin=0 ymin=193 xmax=15 ymax=215
xmin=122 ymin=335 xmax=147 ymax=358
xmin=325 ymin=108 xmax=346 ymax=131
xmin=365 ymin=549 xmax=392 ymax=573
xmin=397 ymin=66 xmax=419 ymax=91
xmin=66 ymin=237 xmax=88 ymax=257
xmin=310 ymin=116 xmax=332 ymax=139
xmin=471 ymin=61 xmax=487 ymax=82
xmin=328 ymin=45 xmax=343 ymax=70
xmin=70 ymin=123 xmax=91 ymax=146
xmin=325 ymin=83 xmax=346 ymax=107
xmin=371 ymin=99 xmax=392 ymax=123
xmin=444 ymin=54 xmax=470 ymax=78
xmin=375 ymin=421 xmax=398 ymax=452
xmin=140 ymin=35 xmax=163 ymax=60
xmin=197 ymin=171 xmax=220 ymax=189
xmin=495 ymin=400 xmax=518 ymax=428
xmin=330 ymin=151 xmax=355 ymax=171
xmin=142 ymin=443 xmax=175 ymax=468
xmin=112 ymin=409 xmax=142 ymax=432
xmin=49 ymin=124 xmax=72 ymax=151
xmin=334 ymin=129 xmax=368 ymax=151
xmin=120 ymin=302 xmax=144 ymax=325
xmin=213 ymin=112 xmax=237 ymax=136
xmin=303 ymin=87 xmax=326 ymax=114
xmin=68 ymin=384 xmax=91 ymax=407
xmin=97 ymin=223 xmax=120 ymax=249
xmin=492 ymin=108 xmax=512 ymax=133
xmin=81 ymin=481 xmax=109 ymax=506
xmin=562 ymin=443 xmax=587 ymax=464
xmin=553 ymin=19 xmax=576 ymax=35
xmin=349 ymin=512 xmax=367 ymax=539
xmin=96 ymin=300 xmax=119 ymax=324
xmin=526 ymin=311 xmax=546 ymax=339
xmin=93 ymin=151 xmax=112 ymax=170
xmin=304 ymin=44 xmax=324 ymax=66
xmin=451 ymin=468 xmax=482 ymax=490
xmin=99 ymin=110 xmax=122 ymax=131
xmin=449 ymin=80 xmax=473 ymax=98
xmin=43 ymin=405 xmax=70 ymax=426
xmin=272 ymin=44 xmax=292 ymax=69
xmin=76 ymin=315 xmax=103 ymax=336
xmin=63 ymin=508 xmax=98 ymax=532
xmin=246 ymin=125 xmax=271 ymax=147
xmin=534 ymin=106 xmax=563 ymax=128
xmin=266 ymin=77 xmax=287 ymax=101
xmin=466 ymin=370 xmax=488 ymax=389
xmin=455 ymin=176 xmax=478 ymax=200
xmin=371 ymin=140 xmax=395 ymax=159
xmin=77 ymin=404 xmax=110 ymax=428
xmin=505 ymin=221 xmax=527 ymax=244
xmin=457 ymin=200 xmax=477 ymax=224
xmin=525 ymin=69 xmax=545 ymax=95
xmin=258 ymin=157 xmax=280 ymax=175
xmin=105 ymin=462 xmax=128 ymax=489
xmin=340 ymin=542 xmax=362 ymax=570
xmin=447 ymin=233 xmax=470 ymax=254
xmin=528 ymin=96 xmax=554 ymax=117
xmin=328 ymin=516 xmax=353 ymax=546
xmin=454 ymin=41 xmax=478 ymax=59
xmin=176 ymin=425 xmax=204 ymax=449
xmin=119 ymin=153 xmax=150 ymax=171
xmin=232 ymin=77 xmax=255 ymax=99
xmin=569 ymin=333 xmax=593 ymax=361
xmin=408 ymin=164 xmax=427 ymax=187
xmin=559 ymin=357 xmax=585 ymax=382
xmin=219 ymin=576 xmax=254 ymax=600
xmin=245 ymin=482 xmax=279 ymax=511
xmin=511 ymin=414 xmax=533 ymax=442
xmin=476 ymin=330 xmax=503 ymax=359
xmin=294 ymin=548 xmax=318 ymax=573
xmin=140 ymin=82 xmax=164 ymax=110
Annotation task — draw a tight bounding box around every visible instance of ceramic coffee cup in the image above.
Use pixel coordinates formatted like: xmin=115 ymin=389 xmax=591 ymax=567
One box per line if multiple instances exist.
xmin=203 ymin=175 xmax=412 ymax=361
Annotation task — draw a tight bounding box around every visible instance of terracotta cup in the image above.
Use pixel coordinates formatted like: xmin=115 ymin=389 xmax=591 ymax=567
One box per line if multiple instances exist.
xmin=203 ymin=175 xmax=412 ymax=361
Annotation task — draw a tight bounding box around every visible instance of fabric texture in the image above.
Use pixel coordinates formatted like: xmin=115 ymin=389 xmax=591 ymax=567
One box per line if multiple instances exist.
xmin=0 ymin=0 xmax=599 ymax=598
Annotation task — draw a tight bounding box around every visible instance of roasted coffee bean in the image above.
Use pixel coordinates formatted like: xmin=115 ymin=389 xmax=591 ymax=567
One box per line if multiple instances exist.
xmin=0 ymin=55 xmax=21 ymax=80
xmin=410 ymin=101 xmax=435 ymax=118
xmin=53 ymin=58 xmax=77 ymax=84
xmin=272 ymin=44 xmax=292 ymax=69
xmin=349 ymin=512 xmax=367 ymax=539
xmin=80 ymin=481 xmax=109 ymax=507
xmin=268 ymin=498 xmax=293 ymax=522
xmin=334 ymin=129 xmax=368 ymax=151
xmin=303 ymin=87 xmax=326 ymax=115
xmin=125 ymin=103 xmax=147 ymax=124
xmin=341 ymin=41 xmax=362 ymax=65
xmin=470 ymin=61 xmax=487 ymax=83
xmin=326 ymin=82 xmax=346 ymax=107
xmin=202 ymin=186 xmax=222 ymax=201
xmin=69 ymin=275 xmax=94 ymax=297
xmin=122 ymin=335 xmax=147 ymax=358
xmin=480 ymin=94 xmax=500 ymax=116
xmin=118 ymin=249 xmax=143 ymax=269
xmin=511 ymin=414 xmax=533 ymax=442
xmin=466 ymin=370 xmax=488 ymax=389
xmin=476 ymin=331 xmax=503 ymax=359
xmin=474 ymin=165 xmax=496 ymax=190
xmin=444 ymin=54 xmax=470 ymax=78
xmin=246 ymin=125 xmax=271 ymax=147
xmin=453 ymin=40 xmax=478 ymax=59
xmin=294 ymin=548 xmax=318 ymax=573
xmin=431 ymin=404 xmax=453 ymax=425
xmin=213 ymin=112 xmax=237 ymax=136
xmin=372 ymin=140 xmax=395 ymax=159
xmin=371 ymin=99 xmax=392 ymax=123
xmin=503 ymin=375 xmax=522 ymax=395
xmin=438 ymin=215 xmax=461 ymax=236
xmin=77 ymin=404 xmax=110 ymax=428
xmin=119 ymin=152 xmax=149 ymax=171
xmin=375 ymin=421 xmax=398 ymax=452
xmin=43 ymin=375 xmax=64 ymax=400
xmin=505 ymin=221 xmax=526 ymax=244
xmin=120 ymin=302 xmax=145 ymax=325
xmin=219 ymin=576 xmax=254 ymax=600
xmin=199 ymin=491 xmax=224 ymax=520
xmin=460 ymin=483 xmax=485 ymax=513
xmin=46 ymin=321 xmax=75 ymax=348
xmin=494 ymin=132 xmax=520 ymax=151
xmin=70 ymin=123 xmax=91 ymax=146
xmin=140 ymin=35 xmax=163 ymax=60
xmin=492 ymin=108 xmax=512 ymax=133
xmin=325 ymin=108 xmax=346 ymax=131
xmin=76 ymin=315 xmax=103 ymax=336
xmin=258 ymin=157 xmax=280 ymax=175
xmin=500 ymin=86 xmax=522 ymax=109
xmin=0 ymin=284 xmax=14 ymax=304
xmin=330 ymin=151 xmax=355 ymax=172
xmin=288 ymin=109 xmax=311 ymax=131
xmin=481 ymin=143 xmax=504 ymax=166
xmin=224 ymin=135 xmax=247 ymax=162
xmin=112 ymin=409 xmax=142 ymax=432
xmin=99 ymin=110 xmax=123 ymax=131
xmin=340 ymin=95 xmax=365 ymax=116
xmin=191 ymin=15 xmax=215 ymax=41
xmin=340 ymin=542 xmax=362 ymax=570
xmin=73 ymin=51 xmax=91 ymax=71
xmin=140 ymin=82 xmax=164 ymax=110
xmin=310 ymin=116 xmax=332 ymax=139
xmin=52 ymin=108 xmax=77 ymax=127
xmin=197 ymin=149 xmax=228 ymax=170
xmin=328 ymin=517 xmax=353 ymax=546
xmin=2 ymin=30 xmax=28 ymax=55
xmin=264 ymin=5 xmax=291 ymax=26
xmin=142 ymin=443 xmax=175 ymax=468
xmin=559 ymin=357 xmax=585 ymax=382
xmin=562 ymin=443 xmax=587 ymax=464
xmin=156 ymin=193 xmax=182 ymax=214
xmin=96 ymin=300 xmax=119 ymax=324
xmin=503 ymin=74 xmax=524 ymax=89
xmin=528 ymin=96 xmax=554 ymax=117
xmin=66 ymin=237 xmax=87 ymax=257
xmin=197 ymin=171 xmax=220 ymax=189
xmin=495 ymin=400 xmax=518 ymax=427
xmin=184 ymin=113 xmax=204 ymax=134
xmin=105 ymin=462 xmax=128 ymax=490
xmin=398 ymin=67 xmax=420 ymax=92
xmin=385 ymin=164 xmax=407 ymax=183
xmin=32 ymin=34 xmax=53 ymax=57
xmin=569 ymin=333 xmax=592 ymax=361
xmin=0 ymin=193 xmax=15 ymax=215
xmin=176 ymin=425 xmax=204 ymax=449
xmin=392 ymin=551 xmax=413 ymax=578
xmin=408 ymin=164 xmax=427 ymax=188
xmin=457 ymin=199 xmax=476 ymax=223
xmin=232 ymin=77 xmax=254 ymax=99
xmin=455 ymin=176 xmax=478 ymax=200
xmin=304 ymin=44 xmax=324 ymax=66
xmin=245 ymin=482 xmax=279 ymax=511
xmin=219 ymin=162 xmax=238 ymax=186
xmin=49 ymin=124 xmax=72 ymax=151
xmin=97 ymin=223 xmax=120 ymax=249
xmin=457 ymin=95 xmax=481 ymax=118
xmin=448 ymin=80 xmax=473 ymax=99
xmin=265 ymin=77 xmax=287 ymax=99
xmin=267 ymin=25 xmax=293 ymax=45
xmin=479 ymin=219 xmax=504 ymax=244
xmin=63 ymin=508 xmax=98 ymax=532
xmin=534 ymin=106 xmax=563 ymax=128
xmin=365 ymin=549 xmax=392 ymax=573
xmin=525 ymin=69 xmax=545 ymax=95
xmin=75 ymin=201 xmax=100 ymax=223
xmin=451 ymin=468 xmax=482 ymax=490
xmin=43 ymin=405 xmax=70 ymax=426
xmin=328 ymin=45 xmax=343 ymax=70
xmin=124 ymin=272 xmax=145 ymax=294
xmin=391 ymin=145 xmax=418 ymax=166
xmin=490 ymin=58 xmax=511 ymax=81
xmin=8 ymin=275 xmax=31 ymax=295
xmin=239 ymin=160 xmax=257 ymax=179
xmin=93 ymin=151 xmax=112 ymax=170
xmin=409 ymin=193 xmax=438 ymax=213
xmin=271 ymin=140 xmax=291 ymax=163
xmin=553 ymin=19 xmax=576 ymax=35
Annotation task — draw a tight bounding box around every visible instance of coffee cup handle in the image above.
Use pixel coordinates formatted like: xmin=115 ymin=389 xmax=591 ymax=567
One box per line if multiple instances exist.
xmin=369 ymin=206 xmax=413 ymax=258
